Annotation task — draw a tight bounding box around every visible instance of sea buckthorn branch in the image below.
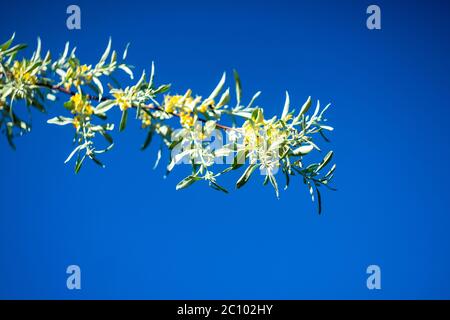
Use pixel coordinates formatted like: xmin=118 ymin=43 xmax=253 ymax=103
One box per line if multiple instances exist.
xmin=0 ymin=34 xmax=336 ymax=212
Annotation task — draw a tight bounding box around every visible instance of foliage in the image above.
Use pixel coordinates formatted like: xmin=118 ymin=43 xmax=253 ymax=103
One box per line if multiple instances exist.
xmin=0 ymin=34 xmax=336 ymax=213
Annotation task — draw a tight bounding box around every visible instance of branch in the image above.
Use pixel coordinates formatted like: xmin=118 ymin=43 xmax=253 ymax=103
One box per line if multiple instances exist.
xmin=0 ymin=35 xmax=336 ymax=211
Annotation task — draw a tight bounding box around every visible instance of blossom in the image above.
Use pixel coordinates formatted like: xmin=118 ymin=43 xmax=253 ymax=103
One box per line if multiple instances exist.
xmin=163 ymin=95 xmax=182 ymax=113
xmin=180 ymin=111 xmax=195 ymax=127
xmin=243 ymin=121 xmax=261 ymax=149
xmin=62 ymin=64 xmax=92 ymax=90
xmin=113 ymin=91 xmax=131 ymax=111
xmin=77 ymin=64 xmax=91 ymax=74
xmin=11 ymin=60 xmax=37 ymax=85
xmin=72 ymin=116 xmax=81 ymax=131
xmin=69 ymin=93 xmax=93 ymax=116
xmin=70 ymin=93 xmax=83 ymax=107
xmin=163 ymin=90 xmax=204 ymax=115
xmin=140 ymin=109 xmax=152 ymax=128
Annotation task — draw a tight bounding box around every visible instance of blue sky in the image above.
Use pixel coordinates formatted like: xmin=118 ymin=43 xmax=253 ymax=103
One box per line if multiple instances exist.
xmin=1 ymin=0 xmax=450 ymax=299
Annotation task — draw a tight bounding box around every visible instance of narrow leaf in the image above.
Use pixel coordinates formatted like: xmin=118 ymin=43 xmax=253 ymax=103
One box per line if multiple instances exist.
xmin=281 ymin=91 xmax=290 ymax=119
xmin=122 ymin=43 xmax=130 ymax=60
xmin=233 ymin=69 xmax=241 ymax=107
xmin=236 ymin=164 xmax=258 ymax=189
xmin=149 ymin=61 xmax=155 ymax=88
xmin=141 ymin=131 xmax=153 ymax=150
xmin=210 ymin=181 xmax=229 ymax=194
xmin=99 ymin=37 xmax=111 ymax=65
xmin=316 ymin=151 xmax=333 ymax=172
xmin=118 ymin=64 xmax=134 ymax=79
xmin=92 ymin=77 xmax=104 ymax=98
xmin=216 ymin=88 xmax=230 ymax=108
xmin=176 ymin=175 xmax=199 ymax=190
xmin=75 ymin=155 xmax=86 ymax=174
xmin=119 ymin=109 xmax=128 ymax=132
xmin=47 ymin=116 xmax=73 ymax=126
xmin=292 ymin=144 xmax=314 ymax=156
xmin=95 ymin=100 xmax=115 ymax=114
xmin=65 ymin=144 xmax=85 ymax=164
xmin=316 ymin=187 xmax=322 ymax=214
xmin=298 ymin=96 xmax=311 ymax=118
xmin=206 ymin=72 xmax=226 ymax=101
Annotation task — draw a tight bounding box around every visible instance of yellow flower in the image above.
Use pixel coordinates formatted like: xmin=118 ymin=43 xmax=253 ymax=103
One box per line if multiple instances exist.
xmin=78 ymin=65 xmax=90 ymax=73
xmin=62 ymin=65 xmax=91 ymax=90
xmin=69 ymin=93 xmax=93 ymax=116
xmin=164 ymin=95 xmax=182 ymax=113
xmin=23 ymin=72 xmax=34 ymax=83
xmin=76 ymin=65 xmax=92 ymax=84
xmin=180 ymin=111 xmax=194 ymax=127
xmin=70 ymin=93 xmax=83 ymax=107
xmin=113 ymin=92 xmax=131 ymax=111
xmin=143 ymin=118 xmax=151 ymax=128
xmin=73 ymin=116 xmax=81 ymax=131
xmin=196 ymin=131 xmax=207 ymax=140
xmin=140 ymin=110 xmax=152 ymax=128
xmin=84 ymin=104 xmax=93 ymax=116
xmin=12 ymin=60 xmax=37 ymax=85
xmin=113 ymin=92 xmax=123 ymax=100
xmin=243 ymin=121 xmax=266 ymax=148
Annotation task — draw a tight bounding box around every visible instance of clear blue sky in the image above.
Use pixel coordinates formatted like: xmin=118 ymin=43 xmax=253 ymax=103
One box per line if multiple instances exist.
xmin=1 ymin=0 xmax=450 ymax=299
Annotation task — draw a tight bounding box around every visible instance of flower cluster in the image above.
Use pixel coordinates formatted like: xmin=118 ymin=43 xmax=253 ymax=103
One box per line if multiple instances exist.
xmin=11 ymin=60 xmax=38 ymax=86
xmin=112 ymin=91 xmax=132 ymax=111
xmin=64 ymin=93 xmax=94 ymax=130
xmin=162 ymin=89 xmax=216 ymax=128
xmin=62 ymin=64 xmax=92 ymax=90
xmin=139 ymin=109 xmax=152 ymax=128
xmin=0 ymin=35 xmax=336 ymax=212
xmin=0 ymin=35 xmax=50 ymax=148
